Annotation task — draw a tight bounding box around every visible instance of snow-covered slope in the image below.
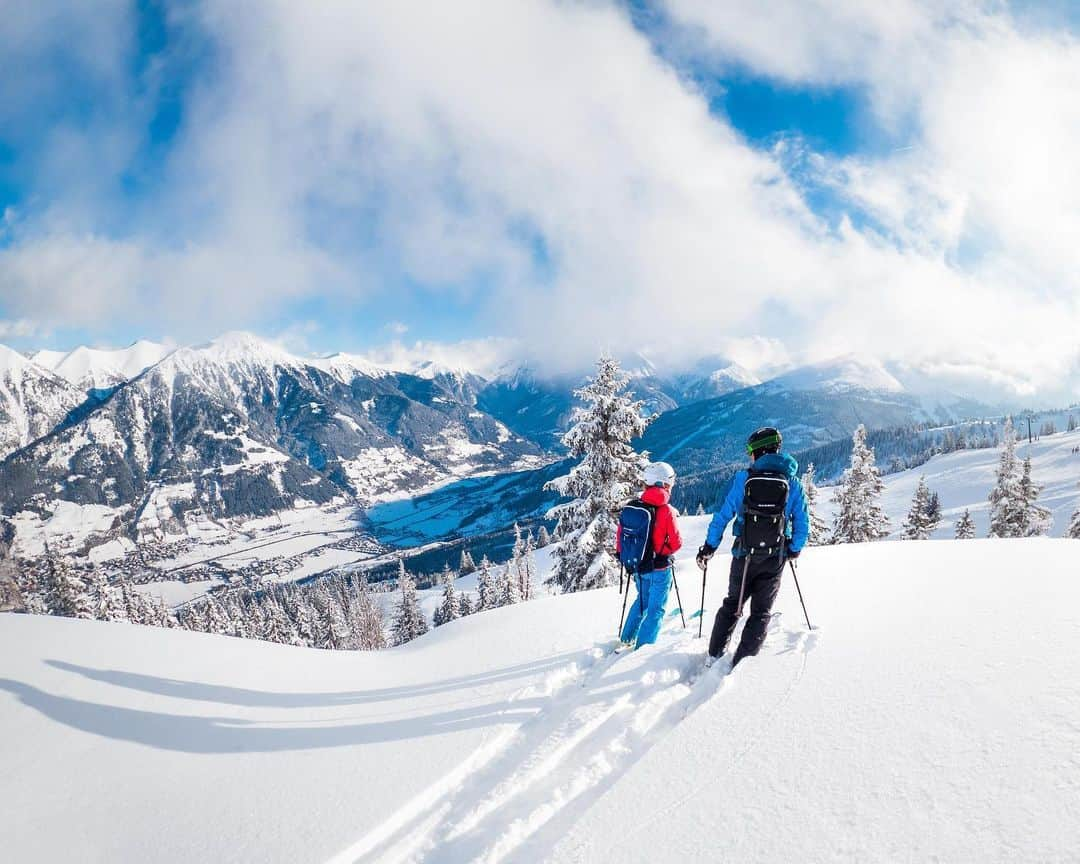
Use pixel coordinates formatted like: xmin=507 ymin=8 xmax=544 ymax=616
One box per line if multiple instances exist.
xmin=818 ymin=426 xmax=1080 ymax=538
xmin=31 ymin=340 xmax=173 ymax=391
xmin=2 ymin=530 xmax=1077 ymax=863
xmin=0 ymin=344 xmax=85 ymax=459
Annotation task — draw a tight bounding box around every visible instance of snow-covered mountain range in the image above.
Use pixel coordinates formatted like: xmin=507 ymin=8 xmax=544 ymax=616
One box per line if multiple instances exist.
xmin=31 ymin=340 xmax=174 ymax=392
xmin=0 ymin=333 xmax=543 ymax=557
xmin=0 ymin=334 xmax=1039 ymax=566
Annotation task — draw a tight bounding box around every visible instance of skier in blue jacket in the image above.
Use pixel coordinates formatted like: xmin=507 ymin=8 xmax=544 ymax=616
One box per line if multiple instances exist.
xmin=696 ymin=427 xmax=809 ymax=665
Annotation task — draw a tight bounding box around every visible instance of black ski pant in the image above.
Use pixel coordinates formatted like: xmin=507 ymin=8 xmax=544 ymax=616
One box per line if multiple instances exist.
xmin=708 ymin=554 xmax=783 ymax=664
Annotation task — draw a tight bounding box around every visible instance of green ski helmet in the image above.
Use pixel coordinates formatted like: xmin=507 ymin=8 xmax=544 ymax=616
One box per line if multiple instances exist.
xmin=746 ymin=426 xmax=782 ymax=458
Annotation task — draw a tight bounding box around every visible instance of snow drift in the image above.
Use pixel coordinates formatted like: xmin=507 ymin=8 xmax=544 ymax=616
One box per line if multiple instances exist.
xmin=1 ymin=524 xmax=1078 ymax=862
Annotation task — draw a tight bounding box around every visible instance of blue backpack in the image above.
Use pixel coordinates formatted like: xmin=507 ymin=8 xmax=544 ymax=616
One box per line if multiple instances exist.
xmin=618 ymin=500 xmax=657 ymax=573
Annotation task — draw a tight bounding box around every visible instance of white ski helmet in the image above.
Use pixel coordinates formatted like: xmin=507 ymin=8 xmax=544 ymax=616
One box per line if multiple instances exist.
xmin=643 ymin=461 xmax=676 ymax=487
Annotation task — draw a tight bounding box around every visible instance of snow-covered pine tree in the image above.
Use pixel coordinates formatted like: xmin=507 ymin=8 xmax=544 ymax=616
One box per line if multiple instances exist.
xmin=179 ymin=602 xmax=206 ymax=632
xmin=85 ymin=567 xmax=124 ymax=621
xmin=508 ymin=524 xmax=536 ymax=601
xmin=459 ymin=550 xmax=476 ymax=575
xmin=1019 ymin=456 xmax=1052 ymax=536
xmin=313 ymin=581 xmax=350 ymax=649
xmin=543 ymin=355 xmax=650 ymax=592
xmin=458 ymin=592 xmax=474 ymax=616
xmin=955 ymin=509 xmax=976 ymax=539
xmin=203 ymin=594 xmax=231 ymax=635
xmin=536 ymin=525 xmax=552 ymax=548
xmin=476 ymin=556 xmax=499 ymax=611
xmin=498 ymin=563 xmax=521 ymax=607
xmin=46 ymin=556 xmax=94 ymax=619
xmin=433 ymin=565 xmax=461 ymax=627
xmin=260 ymin=595 xmax=295 ymax=644
xmin=988 ymin=418 xmax=1027 ymax=538
xmin=152 ymin=596 xmax=176 ymax=628
xmin=1067 ymin=506 xmax=1080 ymax=539
xmin=119 ymin=577 xmax=145 ymax=624
xmin=354 ymin=582 xmax=387 ymax=650
xmin=902 ymin=476 xmax=936 ymax=540
xmin=695 ymin=502 xmax=706 ymax=516
xmin=521 ymin=530 xmax=537 ymax=601
xmin=830 ymin=425 xmax=890 ymax=543
xmin=926 ymin=491 xmax=942 ymax=532
xmin=391 ymin=559 xmax=428 ymax=645
xmin=802 ymin=462 xmax=829 ymax=546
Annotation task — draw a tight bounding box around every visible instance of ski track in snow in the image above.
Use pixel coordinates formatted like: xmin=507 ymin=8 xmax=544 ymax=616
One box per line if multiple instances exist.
xmin=331 ymin=614 xmax=816 ymax=864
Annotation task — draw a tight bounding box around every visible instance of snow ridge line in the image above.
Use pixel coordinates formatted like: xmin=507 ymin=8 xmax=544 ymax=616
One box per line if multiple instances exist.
xmin=325 ymin=642 xmax=620 ymax=864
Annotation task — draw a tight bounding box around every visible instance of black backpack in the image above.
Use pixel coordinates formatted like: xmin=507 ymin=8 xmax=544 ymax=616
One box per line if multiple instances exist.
xmin=739 ymin=469 xmax=790 ymax=559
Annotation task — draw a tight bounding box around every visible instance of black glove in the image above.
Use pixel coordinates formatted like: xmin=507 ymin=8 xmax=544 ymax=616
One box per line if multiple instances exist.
xmin=696 ymin=544 xmax=716 ymax=569
xmin=786 ymin=542 xmax=801 ymax=560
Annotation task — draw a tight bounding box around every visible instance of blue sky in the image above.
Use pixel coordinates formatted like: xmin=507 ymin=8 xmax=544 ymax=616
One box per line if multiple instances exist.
xmin=1 ymin=1 xmax=1079 ymax=402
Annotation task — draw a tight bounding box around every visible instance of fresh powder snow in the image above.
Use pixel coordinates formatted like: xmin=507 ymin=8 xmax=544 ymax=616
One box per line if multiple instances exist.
xmin=2 ymin=517 xmax=1077 ymax=863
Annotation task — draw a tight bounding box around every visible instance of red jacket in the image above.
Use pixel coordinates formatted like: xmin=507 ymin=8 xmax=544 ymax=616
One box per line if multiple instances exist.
xmin=617 ymin=485 xmax=682 ymax=570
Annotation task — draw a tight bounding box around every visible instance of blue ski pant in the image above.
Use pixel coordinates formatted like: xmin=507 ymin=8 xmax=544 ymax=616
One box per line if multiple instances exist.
xmin=620 ymin=568 xmax=672 ymax=648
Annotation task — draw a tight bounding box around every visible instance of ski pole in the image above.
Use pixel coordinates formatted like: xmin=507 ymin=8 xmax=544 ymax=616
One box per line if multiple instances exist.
xmin=788 ymin=560 xmax=813 ymax=630
xmin=669 ymin=564 xmax=686 ymax=629
xmin=618 ymin=565 xmax=630 ymax=639
xmin=698 ymin=560 xmax=708 ymax=638
xmin=734 ymin=555 xmax=751 ymax=618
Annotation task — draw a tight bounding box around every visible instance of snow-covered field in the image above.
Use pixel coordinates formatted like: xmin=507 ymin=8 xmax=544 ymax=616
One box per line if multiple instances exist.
xmin=2 ymin=516 xmax=1078 ymax=863
xmin=819 ymin=427 xmax=1080 ymax=538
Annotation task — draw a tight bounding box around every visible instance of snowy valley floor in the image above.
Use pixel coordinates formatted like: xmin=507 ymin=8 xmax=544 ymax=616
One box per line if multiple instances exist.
xmin=2 ymin=527 xmax=1079 ymax=863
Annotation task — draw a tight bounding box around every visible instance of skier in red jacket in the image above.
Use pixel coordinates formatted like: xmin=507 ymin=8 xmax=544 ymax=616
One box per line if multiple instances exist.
xmin=618 ymin=462 xmax=683 ymax=649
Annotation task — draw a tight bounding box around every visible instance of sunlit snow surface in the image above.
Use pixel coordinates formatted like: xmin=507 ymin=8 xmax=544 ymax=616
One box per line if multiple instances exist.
xmin=1 ymin=517 xmax=1077 ymax=863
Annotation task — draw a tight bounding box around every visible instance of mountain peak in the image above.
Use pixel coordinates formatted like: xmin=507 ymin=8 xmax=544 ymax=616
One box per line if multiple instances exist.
xmin=0 ymin=342 xmax=34 ymax=374
xmin=770 ymin=354 xmax=904 ymax=394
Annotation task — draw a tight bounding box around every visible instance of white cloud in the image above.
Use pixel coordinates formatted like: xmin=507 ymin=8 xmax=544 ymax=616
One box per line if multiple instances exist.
xmin=0 ymin=0 xmax=1078 ymax=403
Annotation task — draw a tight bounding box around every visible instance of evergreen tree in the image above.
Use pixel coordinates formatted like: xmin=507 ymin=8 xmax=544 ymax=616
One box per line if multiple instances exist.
xmin=695 ymin=502 xmax=706 ymax=516
xmin=458 ymin=592 xmax=474 ymax=616
xmin=1019 ymin=456 xmax=1052 ymax=536
xmin=203 ymin=595 xmax=231 ymax=635
xmin=261 ymin=596 xmax=296 ymax=644
xmin=989 ymin=418 xmax=1027 ymax=537
xmin=391 ymin=559 xmax=428 ymax=645
xmin=802 ymin=462 xmax=829 ymax=546
xmin=954 ymin=509 xmax=976 ymax=539
xmin=354 ymin=581 xmax=386 ymax=650
xmin=925 ymin=491 xmax=942 ymax=531
xmin=902 ymin=477 xmax=936 ymax=540
xmin=831 ymin=425 xmax=890 ymax=543
xmin=1067 ymin=506 xmax=1080 ymax=539
xmin=120 ymin=578 xmax=146 ymax=624
xmin=544 ymin=355 xmax=650 ymax=592
xmin=521 ymin=530 xmax=538 ymax=601
xmin=459 ymin=550 xmax=476 ymax=575
xmin=536 ymin=525 xmax=552 ymax=548
xmin=1068 ymin=414 xmax=1077 ymax=432
xmin=86 ymin=567 xmax=124 ymax=621
xmin=46 ymin=556 xmax=94 ymax=619
xmin=498 ymin=563 xmax=521 ymax=607
xmin=433 ymin=566 xmax=461 ymax=627
xmin=476 ymin=556 xmax=499 ymax=611
xmin=313 ymin=581 xmax=350 ymax=649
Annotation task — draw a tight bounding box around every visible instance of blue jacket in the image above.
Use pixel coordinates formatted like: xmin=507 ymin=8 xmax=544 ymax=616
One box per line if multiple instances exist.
xmin=705 ymin=452 xmax=810 ymax=557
